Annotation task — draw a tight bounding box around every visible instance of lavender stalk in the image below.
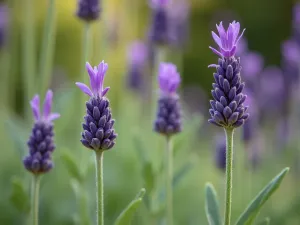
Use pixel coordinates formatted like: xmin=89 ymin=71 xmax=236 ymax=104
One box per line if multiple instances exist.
xmin=208 ymin=21 xmax=248 ymax=225
xmin=39 ymin=0 xmax=57 ymax=95
xmin=31 ymin=175 xmax=40 ymax=225
xmin=76 ymin=61 xmax=117 ymax=225
xmin=154 ymin=63 xmax=182 ymax=225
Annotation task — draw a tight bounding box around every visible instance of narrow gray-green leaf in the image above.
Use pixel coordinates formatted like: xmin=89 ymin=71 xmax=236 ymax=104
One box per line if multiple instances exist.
xmin=235 ymin=167 xmax=289 ymax=225
xmin=205 ymin=183 xmax=221 ymax=225
xmin=257 ymin=218 xmax=270 ymax=225
xmin=142 ymin=162 xmax=155 ymax=194
xmin=114 ymin=188 xmax=146 ymax=225
xmin=9 ymin=177 xmax=30 ymax=214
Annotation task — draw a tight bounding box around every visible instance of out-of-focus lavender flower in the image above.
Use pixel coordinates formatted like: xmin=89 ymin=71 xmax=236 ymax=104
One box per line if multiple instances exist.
xmin=209 ymin=21 xmax=245 ymax=58
xmin=259 ymin=66 xmax=284 ymax=117
xmin=23 ymin=90 xmax=60 ymax=174
xmin=208 ymin=21 xmax=249 ymax=129
xmin=76 ymin=0 xmax=100 ymax=22
xmin=148 ymin=0 xmax=170 ymax=46
xmin=236 ymin=37 xmax=248 ymax=56
xmin=293 ymin=3 xmax=300 ymax=44
xmin=168 ymin=0 xmax=190 ymax=49
xmin=126 ymin=41 xmax=148 ymax=91
xmin=241 ymin=52 xmax=264 ymax=92
xmin=215 ymin=135 xmax=226 ymax=171
xmin=282 ymin=39 xmax=300 ymax=66
xmin=154 ymin=63 xmax=182 ymax=136
xmin=0 ymin=5 xmax=8 ymax=48
xmin=76 ymin=61 xmax=117 ymax=151
xmin=242 ymin=89 xmax=258 ymax=143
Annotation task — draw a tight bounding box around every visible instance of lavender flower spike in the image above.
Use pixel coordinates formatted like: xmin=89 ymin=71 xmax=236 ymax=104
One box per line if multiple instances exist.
xmin=76 ymin=61 xmax=117 ymax=151
xmin=76 ymin=0 xmax=101 ymax=22
xmin=23 ymin=90 xmax=60 ymax=174
xmin=154 ymin=63 xmax=182 ymax=136
xmin=209 ymin=21 xmax=245 ymax=58
xmin=208 ymin=21 xmax=249 ymax=129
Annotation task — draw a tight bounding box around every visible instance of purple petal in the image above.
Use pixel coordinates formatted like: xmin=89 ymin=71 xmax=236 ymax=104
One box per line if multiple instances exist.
xmin=48 ymin=113 xmax=60 ymax=121
xmin=86 ymin=62 xmax=97 ymax=94
xmin=232 ymin=21 xmax=240 ymax=41
xmin=208 ymin=64 xmax=218 ymax=68
xmin=216 ymin=22 xmax=226 ymax=47
xmin=235 ymin=28 xmax=246 ymax=45
xmin=30 ymin=95 xmax=40 ymax=121
xmin=43 ymin=90 xmax=53 ymax=119
xmin=212 ymin=31 xmax=221 ymax=47
xmin=101 ymin=87 xmax=110 ymax=97
xmin=209 ymin=46 xmax=224 ymax=58
xmin=75 ymin=82 xmax=93 ymax=96
xmin=227 ymin=23 xmax=234 ymax=49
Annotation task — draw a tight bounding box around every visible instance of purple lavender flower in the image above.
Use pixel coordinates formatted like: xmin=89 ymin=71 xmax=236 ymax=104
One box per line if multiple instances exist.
xmin=209 ymin=21 xmax=245 ymax=58
xmin=208 ymin=21 xmax=249 ymax=129
xmin=148 ymin=0 xmax=170 ymax=45
xmin=76 ymin=61 xmax=117 ymax=151
xmin=23 ymin=90 xmax=60 ymax=174
xmin=76 ymin=0 xmax=100 ymax=22
xmin=126 ymin=41 xmax=148 ymax=90
xmin=0 ymin=5 xmax=8 ymax=48
xmin=154 ymin=63 xmax=182 ymax=136
xmin=215 ymin=135 xmax=226 ymax=171
xmin=168 ymin=0 xmax=190 ymax=48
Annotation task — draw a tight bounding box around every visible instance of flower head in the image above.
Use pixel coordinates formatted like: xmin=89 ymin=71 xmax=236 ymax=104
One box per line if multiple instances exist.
xmin=127 ymin=41 xmax=148 ymax=66
xmin=76 ymin=0 xmax=100 ymax=22
xmin=76 ymin=61 xmax=110 ymax=98
xmin=30 ymin=90 xmax=60 ymax=123
xmin=209 ymin=21 xmax=245 ymax=58
xmin=158 ymin=63 xmax=180 ymax=95
xmin=282 ymin=39 xmax=300 ymax=65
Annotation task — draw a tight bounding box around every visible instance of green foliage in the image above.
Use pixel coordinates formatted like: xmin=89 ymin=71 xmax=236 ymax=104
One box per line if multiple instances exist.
xmin=257 ymin=218 xmax=270 ymax=225
xmin=61 ymin=151 xmax=84 ymax=183
xmin=9 ymin=177 xmax=30 ymax=214
xmin=114 ymin=188 xmax=146 ymax=225
xmin=235 ymin=168 xmax=289 ymax=225
xmin=205 ymin=183 xmax=221 ymax=225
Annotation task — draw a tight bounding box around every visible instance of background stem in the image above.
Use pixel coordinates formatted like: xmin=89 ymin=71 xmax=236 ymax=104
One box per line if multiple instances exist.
xmin=95 ymin=151 xmax=104 ymax=225
xmin=31 ymin=175 xmax=40 ymax=225
xmin=224 ymin=128 xmax=234 ymax=225
xmin=166 ymin=136 xmax=173 ymax=225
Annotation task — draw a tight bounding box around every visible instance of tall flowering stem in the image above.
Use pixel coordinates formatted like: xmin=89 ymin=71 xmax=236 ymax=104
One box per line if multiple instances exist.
xmin=76 ymin=61 xmax=117 ymax=225
xmin=31 ymin=175 xmax=40 ymax=225
xmin=95 ymin=151 xmax=104 ymax=225
xmin=154 ymin=63 xmax=182 ymax=225
xmin=23 ymin=90 xmax=60 ymax=225
xmin=208 ymin=21 xmax=248 ymax=225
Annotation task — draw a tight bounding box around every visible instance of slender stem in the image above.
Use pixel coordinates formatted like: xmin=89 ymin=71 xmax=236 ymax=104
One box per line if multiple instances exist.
xmin=95 ymin=151 xmax=104 ymax=225
xmin=224 ymin=128 xmax=234 ymax=225
xmin=31 ymin=175 xmax=40 ymax=225
xmin=38 ymin=0 xmax=57 ymax=95
xmin=166 ymin=136 xmax=173 ymax=225
xmin=22 ymin=0 xmax=36 ymax=119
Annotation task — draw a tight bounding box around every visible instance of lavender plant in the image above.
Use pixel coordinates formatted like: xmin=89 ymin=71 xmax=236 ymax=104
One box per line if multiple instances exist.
xmin=154 ymin=62 xmax=182 ymax=225
xmin=205 ymin=21 xmax=289 ymax=225
xmin=23 ymin=90 xmax=60 ymax=225
xmin=76 ymin=60 xmax=116 ymax=225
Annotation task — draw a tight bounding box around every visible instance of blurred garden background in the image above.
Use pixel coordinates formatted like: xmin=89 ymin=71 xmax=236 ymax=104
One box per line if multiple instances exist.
xmin=0 ymin=0 xmax=300 ymax=224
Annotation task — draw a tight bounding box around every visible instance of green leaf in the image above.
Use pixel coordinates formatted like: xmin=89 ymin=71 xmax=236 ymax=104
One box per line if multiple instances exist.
xmin=235 ymin=167 xmax=289 ymax=225
xmin=114 ymin=188 xmax=146 ymax=225
xmin=257 ymin=218 xmax=270 ymax=225
xmin=142 ymin=162 xmax=155 ymax=194
xmin=205 ymin=183 xmax=221 ymax=225
xmin=9 ymin=177 xmax=30 ymax=214
xmin=61 ymin=151 xmax=83 ymax=183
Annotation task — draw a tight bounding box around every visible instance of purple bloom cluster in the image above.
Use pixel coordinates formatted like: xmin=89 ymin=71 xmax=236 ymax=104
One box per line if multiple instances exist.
xmin=23 ymin=90 xmax=60 ymax=174
xmin=126 ymin=41 xmax=148 ymax=91
xmin=208 ymin=21 xmax=249 ymax=129
xmin=76 ymin=0 xmax=100 ymax=22
xmin=149 ymin=0 xmax=170 ymax=45
xmin=154 ymin=63 xmax=182 ymax=136
xmin=76 ymin=61 xmax=117 ymax=151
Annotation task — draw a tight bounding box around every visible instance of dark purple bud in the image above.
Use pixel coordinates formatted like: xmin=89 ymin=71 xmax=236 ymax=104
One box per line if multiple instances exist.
xmin=76 ymin=0 xmax=101 ymax=22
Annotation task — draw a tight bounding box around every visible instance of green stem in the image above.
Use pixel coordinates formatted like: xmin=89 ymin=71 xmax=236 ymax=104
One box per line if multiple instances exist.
xmin=166 ymin=136 xmax=173 ymax=225
xmin=224 ymin=128 xmax=234 ymax=225
xmin=95 ymin=151 xmax=104 ymax=225
xmin=31 ymin=175 xmax=40 ymax=225
xmin=22 ymin=0 xmax=36 ymax=119
xmin=38 ymin=0 xmax=57 ymax=95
